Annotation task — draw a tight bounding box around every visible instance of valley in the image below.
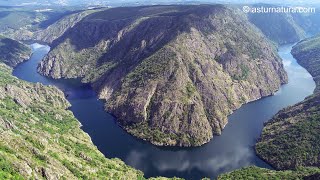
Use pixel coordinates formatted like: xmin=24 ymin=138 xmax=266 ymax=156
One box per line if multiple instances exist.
xmin=37 ymin=5 xmax=289 ymax=147
xmin=0 ymin=2 xmax=320 ymax=180
xmin=11 ymin=34 xmax=316 ymax=180
xmin=221 ymin=27 xmax=320 ymax=180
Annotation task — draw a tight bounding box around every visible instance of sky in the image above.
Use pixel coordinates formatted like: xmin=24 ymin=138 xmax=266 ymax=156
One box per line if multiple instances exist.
xmin=0 ymin=0 xmax=319 ymax=7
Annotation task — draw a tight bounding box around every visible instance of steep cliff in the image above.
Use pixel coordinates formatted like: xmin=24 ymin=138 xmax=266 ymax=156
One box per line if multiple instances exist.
xmin=0 ymin=64 xmax=139 ymax=179
xmin=33 ymin=9 xmax=102 ymax=44
xmin=38 ymin=5 xmax=288 ymax=147
xmin=292 ymin=35 xmax=320 ymax=92
xmin=255 ymin=35 xmax=320 ymax=170
xmin=248 ymin=11 xmax=305 ymax=45
xmin=0 ymin=35 xmax=31 ymax=67
xmin=0 ymin=63 xmax=181 ymax=179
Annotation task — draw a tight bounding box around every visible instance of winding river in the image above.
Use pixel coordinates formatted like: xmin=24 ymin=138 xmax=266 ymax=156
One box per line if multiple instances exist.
xmin=12 ymin=43 xmax=315 ymax=179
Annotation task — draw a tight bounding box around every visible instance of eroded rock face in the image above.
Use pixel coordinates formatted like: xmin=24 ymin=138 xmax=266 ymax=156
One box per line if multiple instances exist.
xmin=38 ymin=5 xmax=288 ymax=146
xmin=0 ymin=64 xmax=147 ymax=179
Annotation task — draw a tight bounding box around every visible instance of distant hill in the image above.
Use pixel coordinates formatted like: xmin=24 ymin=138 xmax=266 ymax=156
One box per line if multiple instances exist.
xmin=0 ymin=35 xmax=31 ymax=67
xmin=248 ymin=4 xmax=320 ymax=45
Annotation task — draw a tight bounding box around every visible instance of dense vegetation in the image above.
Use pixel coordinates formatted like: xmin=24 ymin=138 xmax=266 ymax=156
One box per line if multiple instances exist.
xmin=220 ymin=32 xmax=320 ymax=180
xmin=0 ymin=35 xmax=31 ymax=67
xmin=292 ymin=35 xmax=320 ymax=92
xmin=0 ymin=63 xmax=182 ymax=179
xmin=248 ymin=5 xmax=320 ymax=45
xmin=248 ymin=10 xmax=305 ymax=45
xmin=254 ymin=34 xmax=320 ymax=171
xmin=0 ymin=6 xmax=88 ymax=41
xmin=256 ymin=94 xmax=320 ymax=169
xmin=218 ymin=166 xmax=320 ymax=180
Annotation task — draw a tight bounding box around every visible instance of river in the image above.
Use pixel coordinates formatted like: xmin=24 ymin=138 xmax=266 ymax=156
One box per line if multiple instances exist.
xmin=12 ymin=43 xmax=316 ymax=179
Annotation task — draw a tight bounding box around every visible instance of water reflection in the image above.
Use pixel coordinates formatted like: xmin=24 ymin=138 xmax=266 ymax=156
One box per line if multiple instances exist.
xmin=13 ymin=43 xmax=316 ymax=179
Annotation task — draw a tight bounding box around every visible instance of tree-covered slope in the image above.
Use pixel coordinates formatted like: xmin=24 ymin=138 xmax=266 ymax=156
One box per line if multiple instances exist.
xmin=219 ymin=34 xmax=320 ymax=180
xmin=255 ymin=34 xmax=320 ymax=170
xmin=292 ymin=35 xmax=320 ymax=92
xmin=256 ymin=94 xmax=320 ymax=170
xmin=248 ymin=12 xmax=306 ymax=45
xmin=248 ymin=5 xmax=320 ymax=45
xmin=0 ymin=63 xmax=180 ymax=179
xmin=0 ymin=6 xmax=87 ymax=41
xmin=37 ymin=5 xmax=288 ymax=147
xmin=32 ymin=8 xmax=104 ymax=44
xmin=218 ymin=166 xmax=320 ymax=180
xmin=0 ymin=35 xmax=31 ymax=67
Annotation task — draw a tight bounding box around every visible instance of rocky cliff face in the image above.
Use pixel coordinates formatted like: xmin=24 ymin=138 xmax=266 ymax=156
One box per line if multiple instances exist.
xmin=0 ymin=36 xmax=31 ymax=67
xmin=256 ymin=35 xmax=320 ymax=170
xmin=38 ymin=5 xmax=288 ymax=147
xmin=0 ymin=64 xmax=138 ymax=179
xmin=0 ymin=63 xmax=179 ymax=179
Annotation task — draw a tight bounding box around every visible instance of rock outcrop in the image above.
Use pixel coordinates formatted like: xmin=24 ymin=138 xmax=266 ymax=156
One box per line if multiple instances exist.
xmin=0 ymin=63 xmax=178 ymax=179
xmin=38 ymin=5 xmax=288 ymax=147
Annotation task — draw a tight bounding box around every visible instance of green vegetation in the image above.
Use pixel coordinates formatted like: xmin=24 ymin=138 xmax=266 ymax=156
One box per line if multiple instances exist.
xmin=218 ymin=166 xmax=320 ymax=180
xmin=0 ymin=35 xmax=31 ymax=67
xmin=0 ymin=6 xmax=87 ymax=41
xmin=232 ymin=64 xmax=250 ymax=81
xmin=255 ymin=35 xmax=320 ymax=170
xmin=185 ymin=82 xmax=197 ymax=99
xmin=0 ymin=156 xmax=24 ymax=180
xmin=220 ymin=34 xmax=320 ymax=179
xmin=292 ymin=35 xmax=320 ymax=93
xmin=126 ymin=121 xmax=180 ymax=146
xmin=0 ymin=63 xmax=178 ymax=179
xmin=248 ymin=7 xmax=306 ymax=45
xmin=38 ymin=5 xmax=287 ymax=147
xmin=256 ymin=94 xmax=320 ymax=170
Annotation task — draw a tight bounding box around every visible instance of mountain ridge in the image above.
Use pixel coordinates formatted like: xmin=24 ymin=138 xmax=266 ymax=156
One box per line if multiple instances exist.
xmin=37 ymin=5 xmax=288 ymax=147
